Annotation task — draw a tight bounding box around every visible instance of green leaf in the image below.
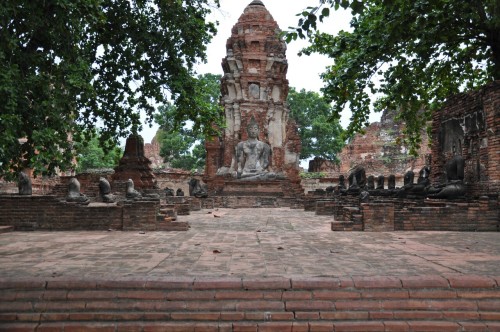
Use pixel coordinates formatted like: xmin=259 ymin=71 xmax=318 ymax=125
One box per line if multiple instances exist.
xmin=320 ymin=7 xmax=330 ymax=22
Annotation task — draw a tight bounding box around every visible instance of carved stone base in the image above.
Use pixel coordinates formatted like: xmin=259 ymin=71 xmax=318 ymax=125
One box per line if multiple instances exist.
xmin=200 ymin=196 xmax=300 ymax=209
xmin=220 ymin=180 xmax=285 ymax=197
xmin=205 ymin=174 xmax=304 ymax=201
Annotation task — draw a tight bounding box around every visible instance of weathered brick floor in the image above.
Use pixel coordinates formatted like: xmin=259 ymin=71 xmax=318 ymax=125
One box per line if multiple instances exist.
xmin=0 ymin=207 xmax=499 ymax=279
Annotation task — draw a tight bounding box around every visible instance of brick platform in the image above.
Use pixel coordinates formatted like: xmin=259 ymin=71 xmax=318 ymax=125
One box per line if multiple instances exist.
xmin=0 ymin=195 xmax=190 ymax=231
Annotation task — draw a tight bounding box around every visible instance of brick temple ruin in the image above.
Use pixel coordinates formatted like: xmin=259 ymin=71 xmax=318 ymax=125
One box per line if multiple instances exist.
xmin=203 ymin=0 xmax=303 ymax=204
xmin=0 ymin=2 xmax=498 ymax=331
xmin=307 ymin=108 xmax=431 ymax=188
xmin=308 ymin=81 xmax=499 ymax=232
xmin=0 ymin=1 xmax=498 ymax=233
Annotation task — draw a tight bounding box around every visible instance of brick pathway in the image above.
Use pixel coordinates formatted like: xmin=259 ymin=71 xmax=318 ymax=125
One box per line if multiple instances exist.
xmin=0 ymin=208 xmax=499 ymax=279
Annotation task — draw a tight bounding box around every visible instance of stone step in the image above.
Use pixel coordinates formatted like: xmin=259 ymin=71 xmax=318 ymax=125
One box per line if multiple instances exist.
xmin=2 ymin=320 xmax=499 ymax=331
xmin=0 ymin=226 xmax=14 ymax=234
xmin=159 ymin=208 xmax=177 ymax=220
xmin=331 ymin=221 xmax=361 ymax=231
xmin=199 ymin=196 xmax=303 ymax=209
xmin=0 ymin=276 xmax=498 ymax=329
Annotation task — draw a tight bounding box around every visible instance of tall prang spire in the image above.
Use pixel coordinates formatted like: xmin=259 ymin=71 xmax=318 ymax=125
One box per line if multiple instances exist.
xmin=204 ymin=1 xmax=302 ymax=198
xmin=248 ymin=0 xmax=265 ymax=6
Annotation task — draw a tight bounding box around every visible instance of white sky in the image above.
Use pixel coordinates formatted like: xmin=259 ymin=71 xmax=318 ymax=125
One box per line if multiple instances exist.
xmin=139 ymin=0 xmax=381 ymax=143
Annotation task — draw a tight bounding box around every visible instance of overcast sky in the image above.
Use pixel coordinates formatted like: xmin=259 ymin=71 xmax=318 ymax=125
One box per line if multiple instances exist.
xmin=140 ymin=0 xmax=380 ymax=143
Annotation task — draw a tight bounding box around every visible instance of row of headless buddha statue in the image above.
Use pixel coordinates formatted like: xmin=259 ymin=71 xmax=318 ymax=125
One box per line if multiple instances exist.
xmin=69 ymin=178 xmax=194 ymax=204
xmin=16 ymin=172 xmax=144 ymax=203
xmin=65 ymin=177 xmax=145 ymax=204
xmin=17 ymin=172 xmax=201 ymax=202
xmin=16 ymin=150 xmax=466 ymax=200
xmin=332 ymin=154 xmax=465 ymax=199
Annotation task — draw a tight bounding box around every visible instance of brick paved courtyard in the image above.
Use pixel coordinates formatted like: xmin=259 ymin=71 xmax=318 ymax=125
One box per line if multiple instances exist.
xmin=1 ymin=208 xmax=499 ymax=279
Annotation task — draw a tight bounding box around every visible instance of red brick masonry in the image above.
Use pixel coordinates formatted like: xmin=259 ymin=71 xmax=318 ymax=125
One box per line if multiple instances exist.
xmin=0 ymin=195 xmax=188 ymax=231
xmin=1 ymin=276 xmax=499 ymax=331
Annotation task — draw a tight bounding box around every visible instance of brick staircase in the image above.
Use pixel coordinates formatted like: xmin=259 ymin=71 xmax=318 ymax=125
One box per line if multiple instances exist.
xmin=1 ymin=275 xmax=499 ymax=331
xmin=331 ymin=207 xmax=364 ymax=231
xmin=156 ymin=203 xmax=189 ymax=231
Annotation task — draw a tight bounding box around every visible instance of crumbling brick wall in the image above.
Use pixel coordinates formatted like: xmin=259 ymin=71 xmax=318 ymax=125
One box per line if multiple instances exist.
xmin=431 ymin=81 xmax=500 ymax=197
xmin=316 ymin=109 xmax=431 ymax=180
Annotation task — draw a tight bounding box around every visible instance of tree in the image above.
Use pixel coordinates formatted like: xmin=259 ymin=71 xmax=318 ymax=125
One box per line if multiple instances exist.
xmin=287 ymin=87 xmax=344 ymax=161
xmin=73 ymin=131 xmax=122 ymax=173
xmin=170 ymin=143 xmax=206 ymax=171
xmin=154 ymin=73 xmax=222 ymax=171
xmin=0 ymin=0 xmax=221 ymax=179
xmin=155 ymin=103 xmax=196 ymax=165
xmin=154 ymin=104 xmax=206 ymax=172
xmin=287 ymin=0 xmax=499 ymax=154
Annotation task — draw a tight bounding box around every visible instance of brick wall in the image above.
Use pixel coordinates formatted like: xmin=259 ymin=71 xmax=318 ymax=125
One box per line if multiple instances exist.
xmin=154 ymin=171 xmax=195 ymax=196
xmin=362 ymin=203 xmax=395 ymax=231
xmin=0 ymin=180 xmax=16 ymax=194
xmin=323 ymin=195 xmax=498 ymax=232
xmin=301 ymin=176 xmax=406 ymax=195
xmin=0 ymin=195 xmax=161 ymax=231
xmin=6 ymin=171 xmax=197 ymax=202
xmin=1 ymin=176 xmax=65 ymax=196
xmin=203 ymin=196 xmax=296 ymax=209
xmin=395 ymin=197 xmax=499 ymax=231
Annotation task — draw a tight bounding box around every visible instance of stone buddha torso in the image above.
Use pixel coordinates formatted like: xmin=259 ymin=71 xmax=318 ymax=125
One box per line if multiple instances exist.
xmin=235 ymin=120 xmax=272 ymax=179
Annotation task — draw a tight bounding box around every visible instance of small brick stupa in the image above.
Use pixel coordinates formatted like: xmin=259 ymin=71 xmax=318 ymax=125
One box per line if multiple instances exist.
xmin=204 ymin=0 xmax=302 ymax=197
xmin=113 ymin=134 xmax=155 ymax=189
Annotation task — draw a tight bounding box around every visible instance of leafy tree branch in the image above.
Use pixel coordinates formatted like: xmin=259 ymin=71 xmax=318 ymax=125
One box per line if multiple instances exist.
xmin=286 ymin=0 xmax=499 ymax=155
xmin=0 ymin=0 xmax=221 ymax=178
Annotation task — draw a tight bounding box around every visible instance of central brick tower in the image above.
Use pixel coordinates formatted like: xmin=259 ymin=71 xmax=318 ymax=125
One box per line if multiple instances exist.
xmin=204 ymin=0 xmax=302 ymax=198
